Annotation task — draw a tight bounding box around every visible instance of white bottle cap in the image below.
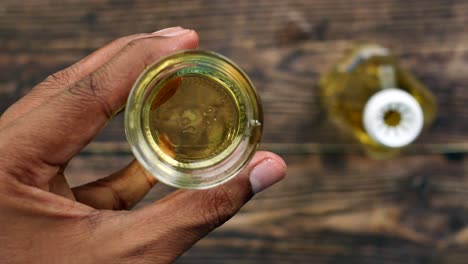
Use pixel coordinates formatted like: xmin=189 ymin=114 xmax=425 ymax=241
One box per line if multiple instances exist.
xmin=363 ymin=88 xmax=424 ymax=148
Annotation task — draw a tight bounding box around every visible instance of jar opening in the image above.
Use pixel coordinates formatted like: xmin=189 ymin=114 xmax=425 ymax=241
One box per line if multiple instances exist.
xmin=125 ymin=50 xmax=262 ymax=189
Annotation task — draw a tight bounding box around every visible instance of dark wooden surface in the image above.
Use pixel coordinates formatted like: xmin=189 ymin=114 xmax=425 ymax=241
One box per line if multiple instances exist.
xmin=1 ymin=0 xmax=468 ymax=263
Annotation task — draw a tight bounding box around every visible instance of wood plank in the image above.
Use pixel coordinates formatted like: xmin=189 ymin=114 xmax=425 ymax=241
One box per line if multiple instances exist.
xmin=64 ymin=152 xmax=468 ymax=263
xmin=3 ymin=1 xmax=468 ymax=263
xmin=1 ymin=0 xmax=468 ymax=152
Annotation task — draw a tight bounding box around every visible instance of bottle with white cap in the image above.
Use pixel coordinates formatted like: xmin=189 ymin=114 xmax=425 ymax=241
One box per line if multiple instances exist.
xmin=319 ymin=44 xmax=437 ymax=158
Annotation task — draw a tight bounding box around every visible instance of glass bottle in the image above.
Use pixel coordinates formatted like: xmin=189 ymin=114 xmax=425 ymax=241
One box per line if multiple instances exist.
xmin=319 ymin=44 xmax=437 ymax=158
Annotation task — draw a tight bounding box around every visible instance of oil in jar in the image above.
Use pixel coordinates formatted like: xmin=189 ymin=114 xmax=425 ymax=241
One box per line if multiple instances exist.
xmin=143 ymin=73 xmax=242 ymax=167
xmin=125 ymin=50 xmax=262 ymax=189
xmin=319 ymin=44 xmax=437 ymax=158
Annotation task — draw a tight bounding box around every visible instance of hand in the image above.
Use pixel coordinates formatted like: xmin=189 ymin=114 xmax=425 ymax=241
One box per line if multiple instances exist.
xmin=0 ymin=27 xmax=287 ymax=263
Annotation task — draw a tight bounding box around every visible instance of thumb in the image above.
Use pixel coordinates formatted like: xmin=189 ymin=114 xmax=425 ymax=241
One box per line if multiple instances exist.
xmin=111 ymin=151 xmax=286 ymax=262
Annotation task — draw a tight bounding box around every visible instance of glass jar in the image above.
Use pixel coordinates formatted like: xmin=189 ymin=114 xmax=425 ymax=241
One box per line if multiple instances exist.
xmin=125 ymin=50 xmax=262 ymax=189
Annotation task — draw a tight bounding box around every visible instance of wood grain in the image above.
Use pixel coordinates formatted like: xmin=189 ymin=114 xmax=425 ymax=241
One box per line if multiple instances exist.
xmin=1 ymin=0 xmax=468 ymax=151
xmin=65 ymin=152 xmax=468 ymax=263
xmin=2 ymin=1 xmax=468 ymax=263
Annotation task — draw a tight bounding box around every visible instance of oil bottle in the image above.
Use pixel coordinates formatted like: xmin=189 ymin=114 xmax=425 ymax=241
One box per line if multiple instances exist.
xmin=319 ymin=44 xmax=437 ymax=158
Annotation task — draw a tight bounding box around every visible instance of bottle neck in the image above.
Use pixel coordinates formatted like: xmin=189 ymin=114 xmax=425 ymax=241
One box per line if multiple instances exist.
xmin=363 ymin=88 xmax=424 ymax=148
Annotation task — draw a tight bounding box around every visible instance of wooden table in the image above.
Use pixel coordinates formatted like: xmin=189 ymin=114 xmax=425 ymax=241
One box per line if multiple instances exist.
xmin=1 ymin=0 xmax=468 ymax=263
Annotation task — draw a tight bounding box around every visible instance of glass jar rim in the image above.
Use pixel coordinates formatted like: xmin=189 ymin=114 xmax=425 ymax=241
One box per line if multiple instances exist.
xmin=125 ymin=50 xmax=263 ymax=189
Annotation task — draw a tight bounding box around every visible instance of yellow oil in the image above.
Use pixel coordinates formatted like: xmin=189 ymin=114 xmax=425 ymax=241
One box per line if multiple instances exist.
xmin=143 ymin=73 xmax=241 ymax=165
xmin=319 ymin=45 xmax=437 ymax=158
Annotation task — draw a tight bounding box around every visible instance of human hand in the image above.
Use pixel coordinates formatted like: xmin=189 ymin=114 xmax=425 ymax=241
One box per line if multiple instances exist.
xmin=0 ymin=27 xmax=286 ymax=263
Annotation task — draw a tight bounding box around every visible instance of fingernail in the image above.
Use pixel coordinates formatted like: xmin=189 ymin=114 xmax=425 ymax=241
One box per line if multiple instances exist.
xmin=152 ymin=27 xmax=181 ymax=34
xmin=151 ymin=27 xmax=191 ymax=37
xmin=249 ymin=159 xmax=286 ymax=194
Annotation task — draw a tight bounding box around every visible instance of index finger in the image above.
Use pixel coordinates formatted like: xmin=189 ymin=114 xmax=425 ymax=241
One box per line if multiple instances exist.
xmin=0 ymin=27 xmax=187 ymax=126
xmin=0 ymin=29 xmax=198 ymax=187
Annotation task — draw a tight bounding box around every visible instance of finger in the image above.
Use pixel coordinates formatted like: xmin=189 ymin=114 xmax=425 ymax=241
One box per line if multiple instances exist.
xmin=72 ymin=160 xmax=157 ymax=210
xmin=49 ymin=173 xmax=76 ymax=200
xmin=0 ymin=29 xmax=198 ymax=186
xmin=113 ymin=151 xmax=286 ymax=263
xmin=0 ymin=27 xmax=186 ymax=126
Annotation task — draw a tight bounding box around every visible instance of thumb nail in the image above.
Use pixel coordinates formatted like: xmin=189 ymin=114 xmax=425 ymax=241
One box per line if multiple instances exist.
xmin=249 ymin=158 xmax=286 ymax=194
xmin=152 ymin=27 xmax=191 ymax=37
